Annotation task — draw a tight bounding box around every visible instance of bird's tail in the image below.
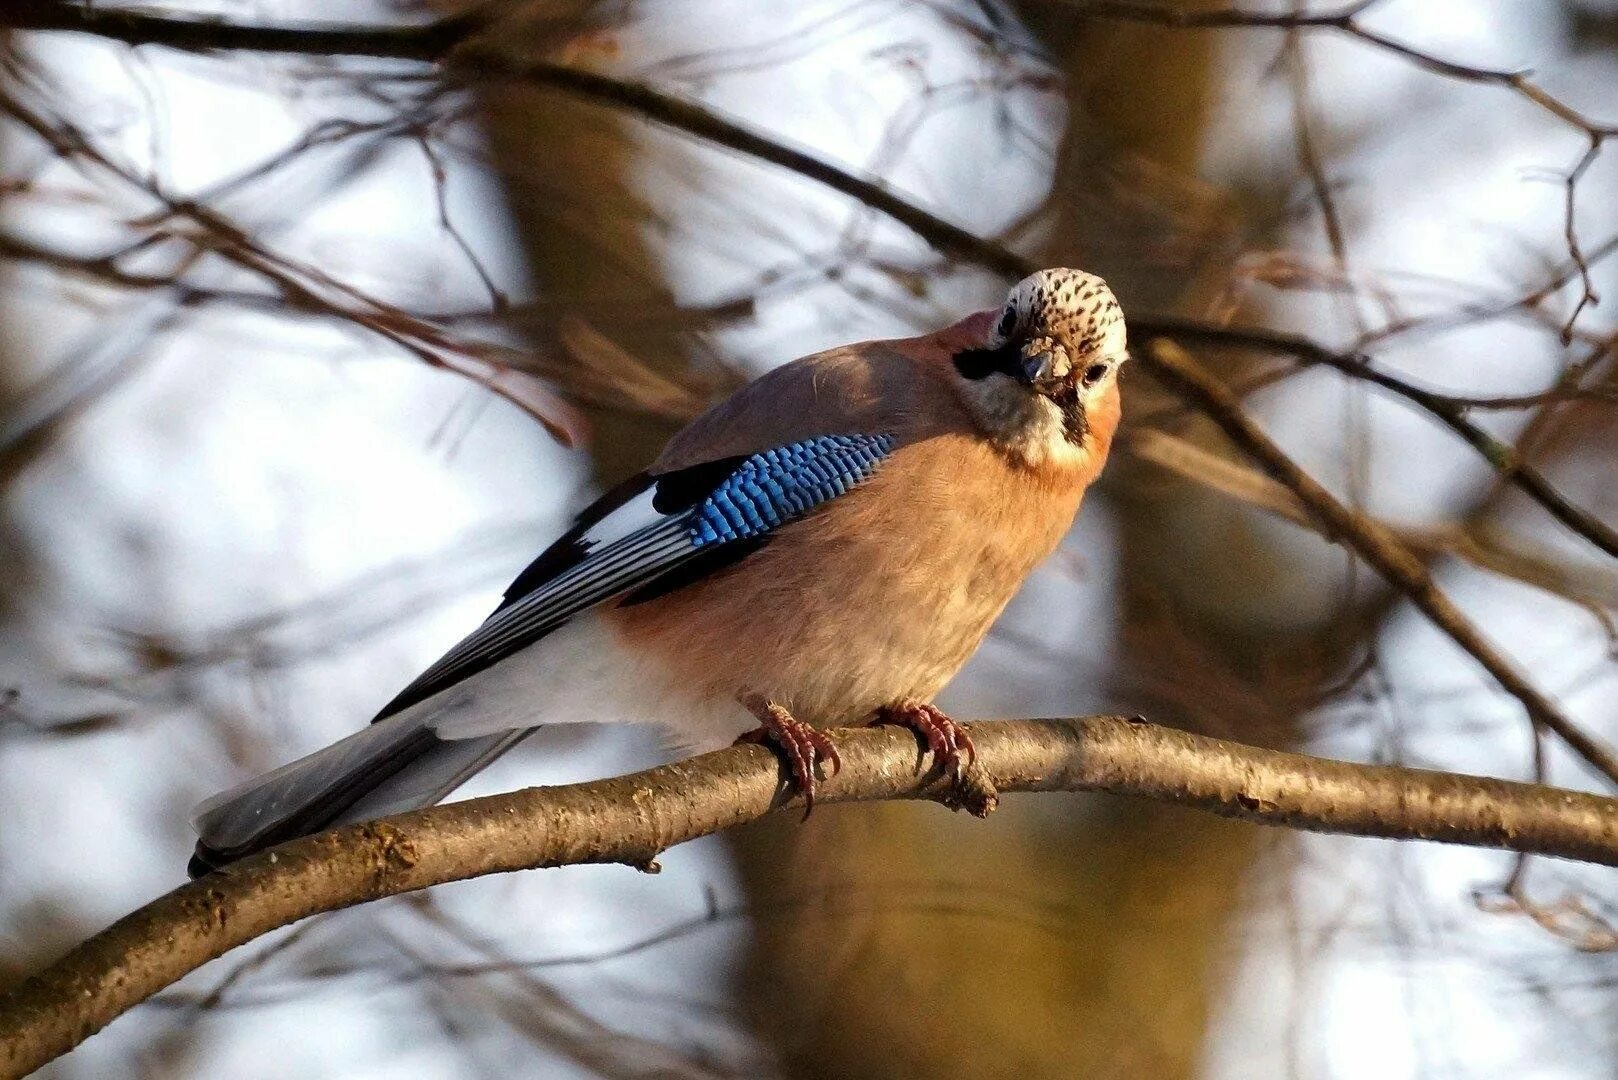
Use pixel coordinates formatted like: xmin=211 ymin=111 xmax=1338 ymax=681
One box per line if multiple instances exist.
xmin=188 ymin=710 xmax=530 ymax=878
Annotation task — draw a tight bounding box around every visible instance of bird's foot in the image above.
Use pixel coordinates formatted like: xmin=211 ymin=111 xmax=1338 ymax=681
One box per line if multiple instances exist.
xmin=873 ymin=699 xmax=976 ymax=780
xmin=873 ymin=700 xmax=996 ymax=816
xmin=736 ymin=691 xmax=841 ymax=818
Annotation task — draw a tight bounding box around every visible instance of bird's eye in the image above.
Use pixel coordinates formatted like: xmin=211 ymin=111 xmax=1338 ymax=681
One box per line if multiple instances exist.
xmin=1080 ymin=362 xmax=1110 ymax=388
xmin=996 ymin=308 xmax=1016 ymax=337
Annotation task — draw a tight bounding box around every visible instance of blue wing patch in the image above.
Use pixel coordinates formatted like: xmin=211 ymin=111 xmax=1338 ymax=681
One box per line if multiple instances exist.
xmin=373 ymin=433 xmax=896 ymax=719
xmin=691 ymin=434 xmax=896 ymax=546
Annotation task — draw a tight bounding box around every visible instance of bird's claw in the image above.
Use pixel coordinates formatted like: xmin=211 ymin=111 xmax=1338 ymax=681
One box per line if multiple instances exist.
xmin=873 ymin=699 xmax=975 ymax=780
xmin=736 ymin=692 xmax=840 ymax=818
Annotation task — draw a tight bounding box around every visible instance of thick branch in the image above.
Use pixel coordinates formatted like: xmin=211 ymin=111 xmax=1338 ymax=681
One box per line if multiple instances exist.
xmin=6 ymin=716 xmax=1618 ymax=1077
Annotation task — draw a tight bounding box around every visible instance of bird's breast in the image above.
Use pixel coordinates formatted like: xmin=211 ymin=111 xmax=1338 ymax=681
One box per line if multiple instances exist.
xmin=607 ymin=432 xmax=1089 ymax=732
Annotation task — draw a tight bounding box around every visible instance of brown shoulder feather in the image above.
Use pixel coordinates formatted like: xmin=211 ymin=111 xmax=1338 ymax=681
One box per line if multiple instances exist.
xmin=653 ymin=314 xmax=992 ymax=473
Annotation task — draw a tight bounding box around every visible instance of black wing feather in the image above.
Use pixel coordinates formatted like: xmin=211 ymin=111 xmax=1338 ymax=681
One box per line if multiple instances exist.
xmin=373 ymin=456 xmax=753 ymax=721
xmin=371 ymin=437 xmax=891 ymax=721
xmin=493 ymin=471 xmax=656 ymax=615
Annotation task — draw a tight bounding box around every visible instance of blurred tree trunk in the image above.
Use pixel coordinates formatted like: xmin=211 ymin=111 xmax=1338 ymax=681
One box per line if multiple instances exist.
xmin=465 ymin=4 xmax=694 ymax=482
xmin=453 ymin=5 xmax=1334 ymax=1077
xmin=732 ymin=14 xmax=1279 ymax=1080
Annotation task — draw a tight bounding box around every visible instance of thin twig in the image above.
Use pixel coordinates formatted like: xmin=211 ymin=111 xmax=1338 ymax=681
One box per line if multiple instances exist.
xmin=1136 ymin=317 xmax=1618 ymax=562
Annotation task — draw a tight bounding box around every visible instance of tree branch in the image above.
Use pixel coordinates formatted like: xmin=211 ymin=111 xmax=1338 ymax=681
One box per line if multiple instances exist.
xmin=5 ymin=2 xmax=476 ymax=60
xmin=5 ymin=715 xmax=1618 ymax=1077
xmin=473 ymin=62 xmax=1033 ymax=279
xmin=1142 ymin=317 xmax=1618 ymax=562
xmin=23 ymin=3 xmax=1611 ymax=562
xmin=1140 ymin=339 xmax=1618 ymax=784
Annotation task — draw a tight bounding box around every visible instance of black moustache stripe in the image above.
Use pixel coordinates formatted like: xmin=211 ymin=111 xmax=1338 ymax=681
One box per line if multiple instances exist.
xmin=952 ymin=343 xmax=1021 ymax=381
xmin=954 ymin=344 xmax=1089 ymax=446
xmin=1047 ymin=380 xmax=1089 ymax=445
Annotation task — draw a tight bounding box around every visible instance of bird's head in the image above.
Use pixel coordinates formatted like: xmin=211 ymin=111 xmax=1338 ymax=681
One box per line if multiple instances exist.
xmin=950 ymin=268 xmax=1126 ymax=468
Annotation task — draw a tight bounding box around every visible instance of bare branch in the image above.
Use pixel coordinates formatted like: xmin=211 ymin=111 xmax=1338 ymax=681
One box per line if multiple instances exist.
xmin=1126 ymin=427 xmax=1618 ymax=645
xmin=5 ymin=715 xmax=1618 ymax=1077
xmin=1141 ymin=318 xmax=1618 ymax=562
xmin=1139 ymin=338 xmax=1618 ymax=785
xmin=1066 ymin=1 xmax=1618 ymax=135
xmin=3 ymin=3 xmax=1026 ymax=276
xmin=5 ymin=3 xmax=476 ymax=60
xmin=9 ymin=1 xmax=1616 ymax=783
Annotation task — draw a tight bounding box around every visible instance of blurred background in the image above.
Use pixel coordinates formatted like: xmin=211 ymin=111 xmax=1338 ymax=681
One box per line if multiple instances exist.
xmin=2 ymin=0 xmax=1618 ymax=1076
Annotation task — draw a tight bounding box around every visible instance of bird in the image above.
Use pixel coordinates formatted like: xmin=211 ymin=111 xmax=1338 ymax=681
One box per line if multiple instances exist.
xmin=188 ymin=268 xmax=1128 ymax=876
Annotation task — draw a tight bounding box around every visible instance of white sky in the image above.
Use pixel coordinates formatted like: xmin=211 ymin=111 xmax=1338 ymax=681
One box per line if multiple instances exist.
xmin=2 ymin=1 xmax=1616 ymax=1078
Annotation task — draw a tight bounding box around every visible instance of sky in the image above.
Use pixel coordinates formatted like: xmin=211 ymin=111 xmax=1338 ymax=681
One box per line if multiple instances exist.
xmin=2 ymin=1 xmax=1617 ymax=1077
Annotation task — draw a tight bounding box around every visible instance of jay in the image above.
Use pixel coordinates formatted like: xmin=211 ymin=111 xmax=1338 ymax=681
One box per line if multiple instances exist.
xmin=189 ymin=268 xmax=1128 ymax=875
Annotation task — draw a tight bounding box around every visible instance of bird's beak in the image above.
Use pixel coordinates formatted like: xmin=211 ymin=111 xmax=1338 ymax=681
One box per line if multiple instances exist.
xmin=1019 ymin=349 xmax=1054 ymax=385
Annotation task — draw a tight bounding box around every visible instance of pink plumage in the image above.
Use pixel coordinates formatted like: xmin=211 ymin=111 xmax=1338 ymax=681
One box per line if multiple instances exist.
xmin=187 ymin=269 xmax=1128 ymax=872
xmin=613 ymin=307 xmax=1121 ymax=732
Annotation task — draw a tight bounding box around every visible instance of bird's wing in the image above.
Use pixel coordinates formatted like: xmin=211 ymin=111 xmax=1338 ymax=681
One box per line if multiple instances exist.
xmin=655 ymin=346 xmax=890 ymax=472
xmin=373 ymin=433 xmax=897 ymax=720
xmin=652 ymin=313 xmax=990 ymax=472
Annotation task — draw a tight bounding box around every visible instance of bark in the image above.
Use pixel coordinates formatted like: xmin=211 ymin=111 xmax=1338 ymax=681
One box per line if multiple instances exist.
xmin=5 ymin=716 xmax=1618 ymax=1079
